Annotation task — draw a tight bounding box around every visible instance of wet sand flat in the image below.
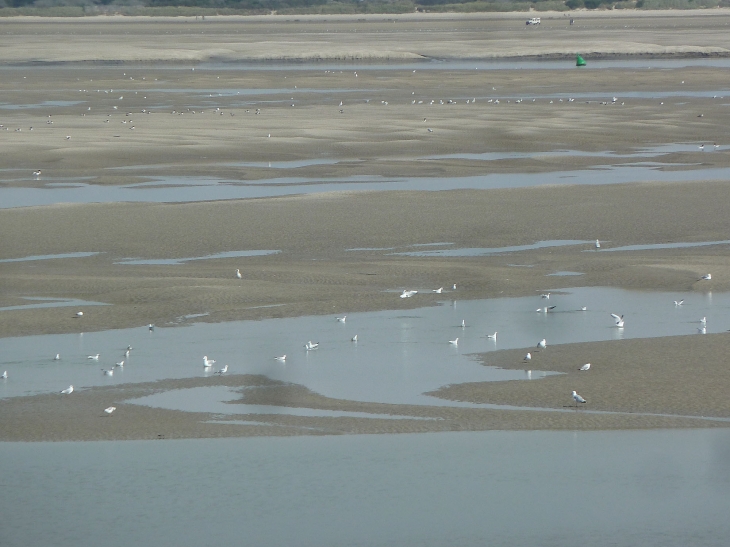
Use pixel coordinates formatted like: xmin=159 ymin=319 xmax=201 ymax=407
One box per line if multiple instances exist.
xmin=1 ymin=11 xmax=730 ymax=64
xmin=3 ymin=12 xmax=730 ymax=439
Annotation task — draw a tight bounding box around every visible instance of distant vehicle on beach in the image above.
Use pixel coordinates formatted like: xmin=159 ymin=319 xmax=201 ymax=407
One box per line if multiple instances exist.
xmin=526 ymin=18 xmax=541 ymax=26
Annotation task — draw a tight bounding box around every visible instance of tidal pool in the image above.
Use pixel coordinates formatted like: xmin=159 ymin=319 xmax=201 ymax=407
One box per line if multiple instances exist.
xmin=0 ymin=287 xmax=725 ymax=408
xmin=4 ymin=163 xmax=730 ymax=208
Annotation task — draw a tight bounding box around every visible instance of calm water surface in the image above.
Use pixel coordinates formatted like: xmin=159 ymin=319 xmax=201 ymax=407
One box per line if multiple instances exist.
xmin=0 ymin=287 xmax=724 ymax=408
xmin=1 ymin=429 xmax=729 ymax=547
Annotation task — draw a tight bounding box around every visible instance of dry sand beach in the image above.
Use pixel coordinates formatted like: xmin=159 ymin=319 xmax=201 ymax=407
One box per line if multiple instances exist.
xmin=2 ymin=12 xmax=730 ymax=440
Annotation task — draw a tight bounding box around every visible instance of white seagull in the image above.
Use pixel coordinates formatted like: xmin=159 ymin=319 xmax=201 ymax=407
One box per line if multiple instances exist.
xmin=75 ymin=311 xmax=84 ymax=317
xmin=400 ymin=290 xmax=417 ymax=298
xmin=33 ymin=170 xmax=42 ymax=177
xmin=337 ymin=316 xmax=347 ymax=323
xmin=61 ymin=385 xmax=74 ymax=394
xmin=305 ymin=341 xmax=319 ymax=350
xmin=53 ymin=354 xmax=61 ymax=360
xmin=203 ymin=356 xmax=215 ymax=368
xmin=449 ymin=338 xmax=459 ymax=346
xmin=87 ymin=354 xmax=100 ymax=360
xmin=274 ymin=355 xmax=287 ymax=362
xmin=124 ymin=349 xmax=131 ymax=357
xmin=700 ymin=274 xmax=712 ymax=280
xmin=461 ymin=320 xmax=466 ymax=328
xmin=215 ymin=364 xmax=228 ymax=375
xmin=433 ymin=287 xmax=443 ymax=293
xmin=540 ymin=293 xmax=550 ymax=299
xmin=611 ymin=313 xmax=625 ymax=328
xmin=537 ymin=306 xmax=556 ymax=313
xmin=595 ymin=239 xmax=601 ymax=249
xmin=580 ymin=306 xmax=587 ymax=311
xmin=537 ymin=339 xmax=547 ymax=350
xmin=103 ymin=368 xmax=114 ymax=376
xmin=236 ymin=269 xmax=242 ymax=279
xmin=351 ymin=335 xmax=358 ymax=342
xmin=487 ymin=332 xmax=497 ymax=340
xmin=700 ymin=317 xmax=707 ymax=324
xmin=115 ymin=360 xmax=124 ymax=368
xmin=579 ymin=363 xmax=591 ymax=371
xmin=698 ymin=326 xmax=707 ymax=334
xmin=104 ymin=406 xmax=116 ymax=416
xmin=452 ymin=284 xmax=457 ymax=290
xmin=674 ymin=300 xmax=684 ymax=306
xmin=572 ymin=390 xmax=587 ymax=406
xmin=148 ymin=324 xmax=155 ymax=331
xmin=1 ymin=371 xmax=7 ymax=379
xmin=524 ymin=352 xmax=532 ymax=362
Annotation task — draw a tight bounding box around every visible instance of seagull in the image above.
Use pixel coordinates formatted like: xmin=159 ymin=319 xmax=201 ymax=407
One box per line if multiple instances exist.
xmin=53 ymin=354 xmax=61 ymax=360
xmin=537 ymin=306 xmax=556 ymax=313
xmin=274 ymin=355 xmax=286 ymax=362
xmin=540 ymin=293 xmax=550 ymax=299
xmin=580 ymin=306 xmax=587 ymax=311
xmin=104 ymin=406 xmax=116 ymax=416
xmin=537 ymin=339 xmax=547 ymax=350
xmin=61 ymin=385 xmax=74 ymax=394
xmin=452 ymin=284 xmax=457 ymax=290
xmin=461 ymin=320 xmax=466 ymax=328
xmin=305 ymin=341 xmax=319 ymax=350
xmin=433 ymin=287 xmax=443 ymax=293
xmin=698 ymin=326 xmax=707 ymax=334
xmin=215 ymin=364 xmax=228 ymax=375
xmin=699 ymin=274 xmax=712 ymax=280
xmin=400 ymin=290 xmax=417 ymax=298
xmin=595 ymin=239 xmax=601 ymax=249
xmin=700 ymin=317 xmax=707 ymax=324
xmin=148 ymin=323 xmax=155 ymax=331
xmin=33 ymin=170 xmax=42 ymax=177
xmin=103 ymin=368 xmax=114 ymax=376
xmin=524 ymin=352 xmax=532 ymax=362
xmin=235 ymin=269 xmax=242 ymax=279
xmin=487 ymin=332 xmax=497 ymax=340
xmin=337 ymin=316 xmax=347 ymax=323
xmin=75 ymin=311 xmax=84 ymax=317
xmin=87 ymin=354 xmax=100 ymax=360
xmin=579 ymin=363 xmax=591 ymax=371
xmin=115 ymin=360 xmax=124 ymax=368
xmin=1 ymin=371 xmax=7 ymax=379
xmin=124 ymin=349 xmax=131 ymax=357
xmin=449 ymin=338 xmax=459 ymax=346
xmin=674 ymin=300 xmax=684 ymax=306
xmin=572 ymin=390 xmax=587 ymax=407
xmin=203 ymin=356 xmax=215 ymax=367
xmin=351 ymin=334 xmax=358 ymax=342
xmin=610 ymin=313 xmax=624 ymax=328
xmin=127 ymin=345 xmax=133 ymax=351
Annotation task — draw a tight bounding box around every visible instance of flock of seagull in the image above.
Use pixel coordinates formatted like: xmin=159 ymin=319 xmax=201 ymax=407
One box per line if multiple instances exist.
xmin=1 ymin=263 xmax=716 ymax=414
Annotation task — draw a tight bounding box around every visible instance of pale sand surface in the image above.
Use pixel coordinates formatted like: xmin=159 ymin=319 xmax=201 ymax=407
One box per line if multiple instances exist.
xmin=1 ymin=11 xmax=730 ymax=63
xmin=2 ymin=13 xmax=730 ymax=438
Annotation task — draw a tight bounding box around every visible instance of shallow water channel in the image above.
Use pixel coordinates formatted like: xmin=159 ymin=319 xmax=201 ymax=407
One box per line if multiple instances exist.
xmin=1 ymin=287 xmax=724 ymax=410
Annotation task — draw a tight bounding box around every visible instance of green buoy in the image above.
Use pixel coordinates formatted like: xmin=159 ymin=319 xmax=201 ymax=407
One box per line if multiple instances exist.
xmin=576 ymin=54 xmax=586 ymax=67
